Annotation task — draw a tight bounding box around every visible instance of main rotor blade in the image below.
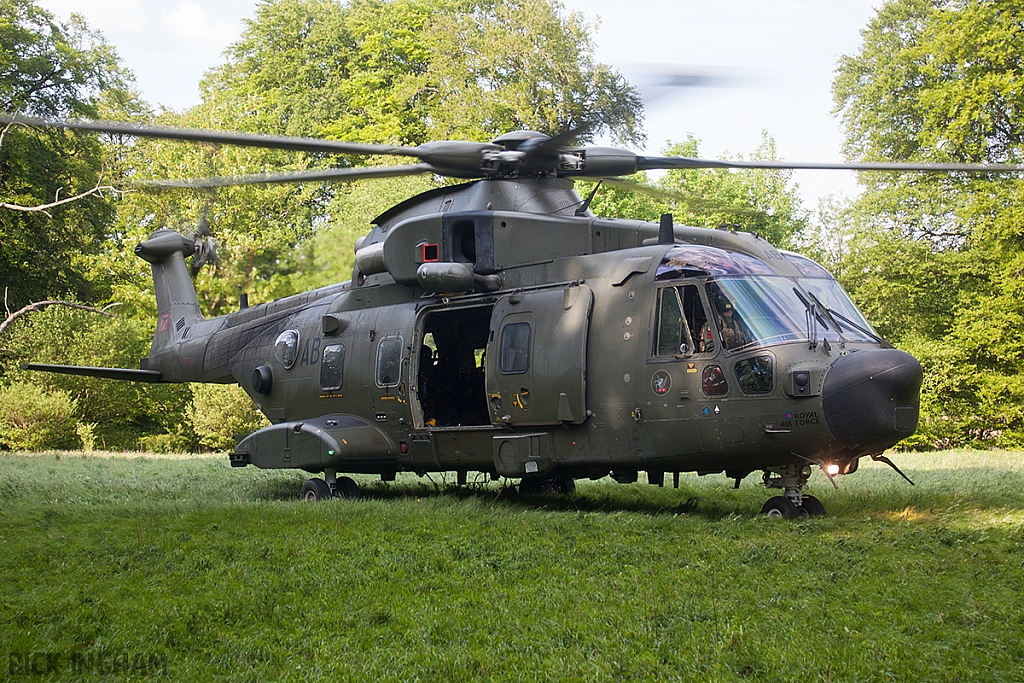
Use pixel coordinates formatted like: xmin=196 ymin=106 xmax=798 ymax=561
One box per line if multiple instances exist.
xmin=637 ymin=155 xmax=1024 ymax=173
xmin=543 ymin=122 xmax=595 ymax=150
xmin=134 ymin=164 xmax=437 ymax=189
xmin=0 ymin=114 xmax=421 ymax=158
xmin=588 ymin=177 xmax=762 ymax=215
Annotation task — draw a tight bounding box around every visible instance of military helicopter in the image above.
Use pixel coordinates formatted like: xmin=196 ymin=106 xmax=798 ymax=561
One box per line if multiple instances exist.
xmin=9 ymin=113 xmax=1023 ymax=517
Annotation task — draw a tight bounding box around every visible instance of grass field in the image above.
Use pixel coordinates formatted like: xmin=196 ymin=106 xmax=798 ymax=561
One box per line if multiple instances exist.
xmin=1 ymin=450 xmax=1023 ymax=682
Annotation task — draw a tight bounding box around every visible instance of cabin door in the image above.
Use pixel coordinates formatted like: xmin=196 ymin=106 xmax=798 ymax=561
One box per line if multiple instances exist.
xmin=485 ymin=284 xmax=592 ymax=427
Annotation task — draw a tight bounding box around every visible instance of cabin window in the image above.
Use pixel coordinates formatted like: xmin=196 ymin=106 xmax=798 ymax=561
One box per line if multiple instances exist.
xmin=735 ymin=355 xmax=773 ymax=394
xmin=321 ymin=344 xmax=345 ymax=391
xmin=274 ymin=329 xmax=300 ymax=371
xmin=376 ymin=336 xmax=403 ymax=387
xmin=500 ymin=322 xmax=531 ymax=374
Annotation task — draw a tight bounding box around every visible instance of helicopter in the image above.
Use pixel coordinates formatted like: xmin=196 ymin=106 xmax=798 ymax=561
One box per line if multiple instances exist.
xmin=9 ymin=113 xmax=1023 ymax=517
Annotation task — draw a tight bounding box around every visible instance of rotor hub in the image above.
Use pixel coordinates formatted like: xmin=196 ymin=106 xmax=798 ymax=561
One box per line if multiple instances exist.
xmin=491 ymin=130 xmax=550 ymax=150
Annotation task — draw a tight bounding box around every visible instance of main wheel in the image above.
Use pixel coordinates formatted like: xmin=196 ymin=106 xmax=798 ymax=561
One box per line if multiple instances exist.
xmin=336 ymin=476 xmax=361 ymax=500
xmin=800 ymin=495 xmax=826 ymax=517
xmin=519 ymin=478 xmax=544 ymax=495
xmin=300 ymin=478 xmax=332 ymax=502
xmin=555 ymin=478 xmax=576 ymax=495
xmin=761 ymin=495 xmax=801 ymax=519
xmin=520 ymin=478 xmax=574 ymax=495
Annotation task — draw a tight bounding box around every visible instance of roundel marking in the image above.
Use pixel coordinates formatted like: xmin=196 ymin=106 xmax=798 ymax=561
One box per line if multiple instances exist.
xmin=651 ymin=370 xmax=672 ymax=395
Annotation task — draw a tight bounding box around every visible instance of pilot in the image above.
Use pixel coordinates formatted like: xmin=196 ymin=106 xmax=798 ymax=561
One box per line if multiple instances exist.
xmin=716 ymin=301 xmax=747 ymax=349
xmin=698 ymin=319 xmax=716 ymax=353
xmin=699 ymin=300 xmax=747 ymax=352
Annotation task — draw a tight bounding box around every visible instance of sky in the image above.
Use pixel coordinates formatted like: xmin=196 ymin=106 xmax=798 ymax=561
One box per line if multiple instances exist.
xmin=38 ymin=0 xmax=881 ymax=210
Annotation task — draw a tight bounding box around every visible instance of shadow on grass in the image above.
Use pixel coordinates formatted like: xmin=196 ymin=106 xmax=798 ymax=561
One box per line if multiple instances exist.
xmin=250 ymin=475 xmax=733 ymax=518
xmin=247 ymin=465 xmax=1024 ymax=520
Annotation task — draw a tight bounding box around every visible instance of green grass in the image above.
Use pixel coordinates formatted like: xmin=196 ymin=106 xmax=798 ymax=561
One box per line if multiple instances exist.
xmin=1 ymin=450 xmax=1023 ymax=682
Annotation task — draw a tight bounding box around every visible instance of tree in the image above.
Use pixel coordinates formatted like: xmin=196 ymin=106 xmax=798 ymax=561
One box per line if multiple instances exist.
xmin=0 ymin=0 xmax=136 ymax=309
xmin=584 ymin=134 xmax=808 ymax=250
xmin=106 ymin=0 xmax=645 ymax=321
xmin=208 ymin=0 xmax=642 ymax=146
xmin=0 ymin=302 xmax=194 ymax=450
xmin=657 ymin=135 xmax=807 ymax=249
xmin=833 ymin=0 xmax=1024 ymax=447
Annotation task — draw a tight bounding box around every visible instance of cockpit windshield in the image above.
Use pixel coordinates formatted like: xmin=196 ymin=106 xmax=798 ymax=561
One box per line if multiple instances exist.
xmin=653 ymin=249 xmax=883 ymax=353
xmin=783 ymin=250 xmax=879 ymax=343
xmin=798 ymin=279 xmax=878 ymax=343
xmin=706 ymin=277 xmax=807 ymax=351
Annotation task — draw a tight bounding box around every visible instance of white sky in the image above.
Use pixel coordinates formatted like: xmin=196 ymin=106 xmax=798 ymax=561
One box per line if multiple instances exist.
xmin=39 ymin=0 xmax=880 ymax=210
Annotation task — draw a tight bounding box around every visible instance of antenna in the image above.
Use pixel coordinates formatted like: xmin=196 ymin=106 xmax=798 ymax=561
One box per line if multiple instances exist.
xmin=658 ymin=213 xmax=674 ymax=245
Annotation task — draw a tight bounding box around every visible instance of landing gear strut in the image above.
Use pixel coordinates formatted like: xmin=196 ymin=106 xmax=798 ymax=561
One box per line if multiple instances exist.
xmin=760 ymin=464 xmax=825 ymax=518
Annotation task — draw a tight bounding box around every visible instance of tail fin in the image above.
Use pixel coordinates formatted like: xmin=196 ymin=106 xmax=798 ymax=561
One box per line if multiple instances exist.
xmin=135 ymin=229 xmax=205 ymax=368
xmin=21 ymin=228 xmax=208 ymax=384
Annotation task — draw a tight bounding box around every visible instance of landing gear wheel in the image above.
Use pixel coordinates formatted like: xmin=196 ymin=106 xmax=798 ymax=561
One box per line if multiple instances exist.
xmin=761 ymin=495 xmax=801 ymax=519
xmin=300 ymin=478 xmax=331 ymax=502
xmin=518 ymin=478 xmax=543 ymax=495
xmin=801 ymin=495 xmax=826 ymax=517
xmin=336 ymin=476 xmax=361 ymax=500
xmin=519 ymin=478 xmax=575 ymax=495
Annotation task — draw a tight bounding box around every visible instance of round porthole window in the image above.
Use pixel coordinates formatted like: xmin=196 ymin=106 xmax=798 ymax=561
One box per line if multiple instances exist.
xmin=274 ymin=329 xmax=300 ymax=370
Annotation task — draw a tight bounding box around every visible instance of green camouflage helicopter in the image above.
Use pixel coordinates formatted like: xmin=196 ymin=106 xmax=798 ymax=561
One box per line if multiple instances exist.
xmin=11 ymin=114 xmax=1022 ymax=516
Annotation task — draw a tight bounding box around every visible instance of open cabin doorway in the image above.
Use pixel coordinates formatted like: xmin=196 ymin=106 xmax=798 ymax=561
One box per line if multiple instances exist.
xmin=416 ymin=305 xmax=493 ymax=427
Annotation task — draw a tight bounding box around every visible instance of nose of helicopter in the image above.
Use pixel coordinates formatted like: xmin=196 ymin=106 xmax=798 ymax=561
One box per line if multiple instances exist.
xmin=821 ymin=348 xmax=923 ymax=454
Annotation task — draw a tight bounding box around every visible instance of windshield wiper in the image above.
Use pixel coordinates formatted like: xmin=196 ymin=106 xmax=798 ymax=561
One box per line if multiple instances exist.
xmin=792 ymin=287 xmax=826 ymax=349
xmin=818 ymin=305 xmax=891 ymax=347
xmin=806 ymin=291 xmax=848 ymax=349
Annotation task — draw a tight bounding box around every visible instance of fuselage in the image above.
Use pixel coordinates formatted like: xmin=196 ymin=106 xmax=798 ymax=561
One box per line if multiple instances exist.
xmin=173 ymin=179 xmax=923 ymax=483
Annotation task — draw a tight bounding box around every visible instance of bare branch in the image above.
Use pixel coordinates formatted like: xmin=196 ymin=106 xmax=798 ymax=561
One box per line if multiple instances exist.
xmin=0 ymin=112 xmax=129 ymax=217
xmin=0 ymin=298 xmax=119 ymax=340
xmin=0 ymin=183 xmax=125 ymax=218
xmin=0 ymin=111 xmax=21 ymax=150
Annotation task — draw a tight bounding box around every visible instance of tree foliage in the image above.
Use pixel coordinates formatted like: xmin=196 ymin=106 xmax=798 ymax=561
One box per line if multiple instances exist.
xmin=585 ymin=134 xmax=807 ymax=249
xmin=833 ymin=0 xmax=1024 ymax=448
xmin=0 ymin=381 xmax=79 ymax=451
xmin=0 ymin=304 xmax=193 ymax=449
xmin=0 ymin=0 xmax=136 ymax=309
xmin=211 ymin=0 xmax=643 ymax=146
xmin=187 ymin=384 xmax=270 ymax=452
xmin=105 ymin=0 xmax=646 ymax=321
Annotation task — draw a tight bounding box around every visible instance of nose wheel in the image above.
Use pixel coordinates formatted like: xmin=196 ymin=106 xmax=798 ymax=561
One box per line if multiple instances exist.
xmin=761 ymin=494 xmax=825 ymax=518
xmin=761 ymin=465 xmax=826 ymax=517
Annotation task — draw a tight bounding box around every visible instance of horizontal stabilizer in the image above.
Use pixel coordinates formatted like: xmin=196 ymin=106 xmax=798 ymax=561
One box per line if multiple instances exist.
xmin=20 ymin=363 xmax=164 ymax=383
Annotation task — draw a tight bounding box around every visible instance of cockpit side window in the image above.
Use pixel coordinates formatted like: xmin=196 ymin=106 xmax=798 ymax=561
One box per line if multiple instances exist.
xmin=681 ymin=284 xmax=712 ymax=354
xmin=654 ymin=284 xmax=713 ymax=357
xmin=655 ymin=287 xmax=687 ymax=356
